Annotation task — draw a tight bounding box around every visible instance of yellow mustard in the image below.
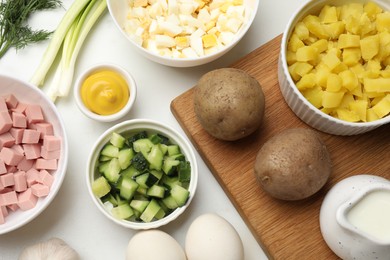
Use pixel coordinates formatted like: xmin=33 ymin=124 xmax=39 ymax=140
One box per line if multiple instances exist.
xmin=80 ymin=70 xmax=129 ymax=115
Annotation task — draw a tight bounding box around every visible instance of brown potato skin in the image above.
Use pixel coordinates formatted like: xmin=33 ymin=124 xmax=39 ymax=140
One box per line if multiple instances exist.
xmin=254 ymin=128 xmax=332 ymax=201
xmin=193 ymin=68 xmax=265 ymax=141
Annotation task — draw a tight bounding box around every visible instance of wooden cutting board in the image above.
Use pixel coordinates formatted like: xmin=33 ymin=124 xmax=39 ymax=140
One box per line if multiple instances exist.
xmin=170 ymin=35 xmax=390 ymax=259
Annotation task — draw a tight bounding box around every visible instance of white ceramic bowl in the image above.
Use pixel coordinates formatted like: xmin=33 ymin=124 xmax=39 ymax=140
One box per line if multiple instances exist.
xmin=0 ymin=74 xmax=68 ymax=235
xmin=86 ymin=119 xmax=198 ymax=229
xmin=73 ymin=63 xmax=137 ymax=122
xmin=107 ymin=0 xmax=259 ymax=67
xmin=278 ymin=0 xmax=390 ymax=135
xmin=320 ymin=174 xmax=390 ymax=259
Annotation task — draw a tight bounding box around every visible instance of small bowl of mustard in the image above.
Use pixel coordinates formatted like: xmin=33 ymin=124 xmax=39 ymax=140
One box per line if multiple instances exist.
xmin=74 ymin=63 xmax=137 ymax=122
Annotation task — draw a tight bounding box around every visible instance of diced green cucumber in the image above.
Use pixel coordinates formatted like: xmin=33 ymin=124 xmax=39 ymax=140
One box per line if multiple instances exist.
xmin=111 ymin=204 xmax=134 ymax=220
xmin=178 ymin=161 xmax=191 ymax=183
xmin=128 ymin=131 xmax=148 ymax=146
xmin=147 ymin=185 xmax=166 ymax=198
xmin=159 ymin=144 xmax=168 ymax=155
xmin=131 ymin=152 xmax=149 ymax=172
xmin=161 ymin=175 xmax=181 ymax=189
xmin=119 ymin=176 xmax=139 ymax=200
xmin=162 ymin=158 xmax=180 ymax=175
xmin=101 ymin=144 xmax=119 ymax=158
xmin=133 ymin=138 xmax=153 ymax=157
xmin=167 ymin=144 xmax=180 ymax=156
xmin=171 ymin=184 xmax=190 ymax=207
xmin=99 ymin=155 xmax=111 ymax=162
xmin=130 ymin=199 xmax=149 ymax=213
xmin=98 ymin=161 xmax=109 ymax=174
xmin=110 ymin=132 xmax=126 ymax=148
xmin=135 ymin=173 xmax=150 ymax=188
xmin=161 ymin=195 xmax=178 ymax=210
xmin=104 ymin=158 xmax=121 ymax=183
xmin=154 ymin=208 xmax=166 ymax=220
xmin=150 ymin=170 xmax=163 ymax=181
xmin=101 ymin=193 xmax=118 ymax=206
xmin=147 ymin=145 xmax=163 ymax=171
xmin=118 ymin=148 xmax=134 ymax=170
xmin=120 ymin=165 xmax=140 ymax=178
xmin=149 ymin=134 xmax=163 ymax=144
xmin=140 ymin=199 xmax=161 ymax=222
xmin=92 ymin=176 xmax=111 ymax=198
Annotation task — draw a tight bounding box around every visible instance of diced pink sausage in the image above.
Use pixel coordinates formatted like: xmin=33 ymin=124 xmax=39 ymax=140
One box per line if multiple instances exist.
xmin=23 ymin=144 xmax=41 ymax=160
xmin=11 ymin=102 xmax=28 ymax=114
xmin=9 ymin=128 xmax=24 ymax=144
xmin=0 ymin=147 xmax=24 ymax=166
xmin=0 ymin=111 xmax=12 ymax=135
xmin=0 ymin=159 xmax=6 ymax=175
xmin=0 ymin=207 xmax=5 ymax=224
xmin=22 ymin=129 xmax=40 ymax=144
xmin=35 ymin=158 xmax=57 ymax=170
xmin=26 ymin=168 xmax=40 ymax=187
xmin=17 ymin=188 xmax=37 ymax=211
xmin=41 ymin=148 xmax=61 ymax=160
xmin=0 ymin=132 xmax=15 ymax=149
xmin=5 ymin=94 xmax=18 ymax=109
xmin=7 ymin=204 xmax=19 ymax=212
xmin=0 ymin=97 xmax=7 ymax=112
xmin=14 ymin=171 xmax=27 ymax=192
xmin=17 ymin=157 xmax=33 ymax=172
xmin=12 ymin=112 xmax=27 ymax=128
xmin=25 ymin=104 xmax=44 ymax=124
xmin=42 ymin=135 xmax=61 ymax=151
xmin=6 ymin=165 xmax=17 ymax=173
xmin=34 ymin=122 xmax=54 ymax=139
xmin=31 ymin=183 xmax=49 ymax=197
xmin=0 ymin=179 xmax=3 ymax=192
xmin=1 ymin=173 xmax=15 ymax=187
xmin=38 ymin=170 xmax=54 ymax=187
xmin=1 ymin=190 xmax=18 ymax=206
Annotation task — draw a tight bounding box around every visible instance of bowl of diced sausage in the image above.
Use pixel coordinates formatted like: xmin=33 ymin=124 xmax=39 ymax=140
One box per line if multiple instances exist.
xmin=0 ymin=74 xmax=68 ymax=234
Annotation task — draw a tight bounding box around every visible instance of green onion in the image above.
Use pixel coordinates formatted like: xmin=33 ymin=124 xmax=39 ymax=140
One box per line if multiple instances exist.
xmin=30 ymin=0 xmax=107 ymax=102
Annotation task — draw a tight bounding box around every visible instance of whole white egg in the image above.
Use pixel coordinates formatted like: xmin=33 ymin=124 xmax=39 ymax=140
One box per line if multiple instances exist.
xmin=185 ymin=213 xmax=244 ymax=260
xmin=126 ymin=230 xmax=186 ymax=260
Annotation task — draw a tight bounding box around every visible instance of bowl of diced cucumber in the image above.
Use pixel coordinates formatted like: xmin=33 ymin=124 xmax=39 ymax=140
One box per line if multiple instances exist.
xmin=278 ymin=0 xmax=390 ymax=135
xmin=86 ymin=119 xmax=198 ymax=229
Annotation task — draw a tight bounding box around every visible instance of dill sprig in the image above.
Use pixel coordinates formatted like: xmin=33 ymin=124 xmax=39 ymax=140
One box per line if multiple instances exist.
xmin=0 ymin=0 xmax=62 ymax=59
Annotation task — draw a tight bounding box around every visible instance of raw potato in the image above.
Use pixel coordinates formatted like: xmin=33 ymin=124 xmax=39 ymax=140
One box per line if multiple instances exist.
xmin=194 ymin=68 xmax=265 ymax=141
xmin=254 ymin=128 xmax=332 ymax=201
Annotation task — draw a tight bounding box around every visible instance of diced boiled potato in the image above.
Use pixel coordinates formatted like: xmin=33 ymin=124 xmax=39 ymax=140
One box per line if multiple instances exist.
xmin=293 ymin=62 xmax=314 ymax=79
xmin=286 ymin=51 xmax=297 ymax=65
xmin=339 ymin=70 xmax=358 ymax=91
xmin=336 ymin=108 xmax=360 ymax=122
xmin=302 ymin=86 xmax=323 ymax=108
xmin=376 ymin=12 xmax=390 ymax=32
xmin=315 ymin=65 xmax=331 ymax=88
xmin=340 ymin=3 xmax=364 ymax=21
xmin=323 ymin=21 xmax=345 ymax=39
xmin=310 ymin=39 xmax=328 ymax=53
xmin=326 ymin=73 xmax=342 ymax=92
xmin=342 ymin=48 xmax=361 ymax=66
xmin=364 ymin=78 xmax=390 ymax=92
xmin=333 ymin=62 xmax=348 ymax=74
xmin=338 ymin=93 xmax=355 ymax=109
xmin=296 ymin=46 xmax=318 ymax=63
xmin=338 ymin=34 xmax=360 ymax=48
xmin=349 ymin=100 xmax=368 ymax=121
xmin=367 ymin=108 xmax=380 ymax=122
xmin=322 ymin=52 xmax=341 ymax=71
xmin=322 ymin=91 xmax=344 ymax=108
xmin=294 ymin=22 xmax=310 ymax=40
xmin=372 ymin=94 xmax=390 ymax=118
xmin=364 ymin=2 xmax=383 ymax=21
xmin=296 ymin=73 xmax=316 ymax=90
xmin=288 ymin=33 xmax=305 ymax=52
xmin=351 ymin=84 xmax=363 ymax=97
xmin=319 ymin=5 xmax=338 ymax=24
xmin=302 ymin=15 xmax=329 ymax=39
xmin=358 ymin=14 xmax=376 ymax=37
xmin=360 ymin=34 xmax=379 ymax=61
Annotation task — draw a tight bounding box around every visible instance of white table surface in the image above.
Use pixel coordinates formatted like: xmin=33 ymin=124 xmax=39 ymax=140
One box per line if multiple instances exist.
xmin=0 ymin=0 xmax=303 ymax=259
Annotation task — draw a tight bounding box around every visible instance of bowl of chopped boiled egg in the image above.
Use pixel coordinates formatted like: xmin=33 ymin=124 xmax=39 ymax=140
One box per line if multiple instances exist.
xmin=278 ymin=0 xmax=390 ymax=135
xmin=107 ymin=0 xmax=259 ymax=67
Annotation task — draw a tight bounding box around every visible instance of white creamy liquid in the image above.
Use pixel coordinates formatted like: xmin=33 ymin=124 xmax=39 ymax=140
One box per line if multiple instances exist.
xmin=347 ymin=190 xmax=390 ymax=243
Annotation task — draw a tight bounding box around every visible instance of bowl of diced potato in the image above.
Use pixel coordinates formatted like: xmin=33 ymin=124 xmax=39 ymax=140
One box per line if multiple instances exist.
xmin=278 ymin=0 xmax=390 ymax=135
xmin=107 ymin=0 xmax=259 ymax=67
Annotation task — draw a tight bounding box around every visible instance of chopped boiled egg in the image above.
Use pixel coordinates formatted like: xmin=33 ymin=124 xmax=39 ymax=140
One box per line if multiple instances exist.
xmin=125 ymin=0 xmax=250 ymax=58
